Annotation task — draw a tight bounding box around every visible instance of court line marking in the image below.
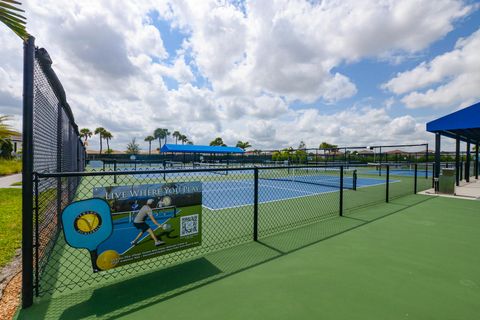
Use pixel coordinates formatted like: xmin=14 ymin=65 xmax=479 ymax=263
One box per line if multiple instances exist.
xmin=202 ymin=179 xmax=401 ymax=211
xmin=203 ymin=180 xmax=322 ymax=194
xmin=203 ymin=188 xmax=340 ymax=211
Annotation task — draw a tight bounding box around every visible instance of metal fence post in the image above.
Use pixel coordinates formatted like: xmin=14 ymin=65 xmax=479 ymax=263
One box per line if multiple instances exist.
xmin=34 ymin=174 xmax=39 ymax=297
xmin=386 ymin=165 xmax=390 ymax=203
xmin=476 ymin=142 xmax=479 ymax=180
xmin=455 ymin=139 xmax=460 ymax=186
xmin=22 ymin=35 xmax=35 ymax=309
xmin=339 ymin=166 xmax=344 ymax=216
xmin=253 ymin=167 xmax=259 ymax=241
xmin=352 ymin=169 xmax=357 ymax=191
xmin=414 ymin=164 xmax=418 ymax=194
xmin=460 ymin=161 xmax=463 ymax=182
xmin=466 ymin=142 xmax=471 ymax=182
xmin=114 ymin=160 xmax=117 ymax=184
xmin=431 ymin=164 xmax=435 ymax=188
xmin=57 ymin=103 xmax=63 ymax=219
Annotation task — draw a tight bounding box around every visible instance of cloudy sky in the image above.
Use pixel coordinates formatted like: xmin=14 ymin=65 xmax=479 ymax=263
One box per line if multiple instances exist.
xmin=1 ymin=0 xmax=479 ymax=152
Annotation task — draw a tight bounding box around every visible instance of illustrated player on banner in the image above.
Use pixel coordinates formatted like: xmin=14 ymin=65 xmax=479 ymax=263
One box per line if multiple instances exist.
xmin=130 ymin=199 xmax=165 ymax=247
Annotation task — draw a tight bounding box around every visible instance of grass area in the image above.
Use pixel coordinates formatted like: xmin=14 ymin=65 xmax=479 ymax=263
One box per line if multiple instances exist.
xmin=0 ymin=159 xmax=22 ymax=176
xmin=0 ymin=188 xmax=22 ymax=268
xmin=11 ymin=181 xmax=22 ymax=186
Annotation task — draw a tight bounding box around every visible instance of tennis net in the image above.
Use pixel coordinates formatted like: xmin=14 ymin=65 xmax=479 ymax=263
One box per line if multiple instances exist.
xmin=193 ymin=162 xmax=229 ymax=175
xmin=164 ymin=161 xmax=186 ymax=169
xmin=260 ymin=167 xmax=357 ymax=189
xmin=263 ymin=160 xmax=289 ymax=167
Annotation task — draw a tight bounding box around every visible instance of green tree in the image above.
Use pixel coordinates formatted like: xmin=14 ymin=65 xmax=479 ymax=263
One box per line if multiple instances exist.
xmin=103 ymin=131 xmax=113 ymax=153
xmin=179 ymin=134 xmax=188 ymax=145
xmin=319 ymin=141 xmax=338 ymax=151
xmin=164 ymin=129 xmax=171 ymax=145
xmin=80 ymin=128 xmax=92 ymax=145
xmin=210 ymin=137 xmax=226 ymax=146
xmin=0 ymin=0 xmax=28 ymax=40
xmin=0 ymin=115 xmax=19 ymax=139
xmin=0 ymin=138 xmax=13 ymax=158
xmin=272 ymin=150 xmax=281 ymax=161
xmin=126 ymin=138 xmax=140 ymax=155
xmin=154 ymin=128 xmax=167 ymax=151
xmin=94 ymin=127 xmax=106 ymax=154
xmin=236 ymin=141 xmax=252 ymax=150
xmin=144 ymin=135 xmax=155 ymax=155
xmin=172 ymin=131 xmax=181 ymax=144
xmin=295 ymin=141 xmax=307 ymax=163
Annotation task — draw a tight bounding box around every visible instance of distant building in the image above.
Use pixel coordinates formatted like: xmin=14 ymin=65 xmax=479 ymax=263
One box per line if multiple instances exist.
xmin=9 ymin=134 xmax=22 ymax=154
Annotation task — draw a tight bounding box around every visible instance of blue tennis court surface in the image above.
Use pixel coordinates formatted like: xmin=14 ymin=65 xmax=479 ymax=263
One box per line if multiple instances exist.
xmin=202 ymin=177 xmax=392 ymax=210
xmin=97 ymin=209 xmax=176 ymax=255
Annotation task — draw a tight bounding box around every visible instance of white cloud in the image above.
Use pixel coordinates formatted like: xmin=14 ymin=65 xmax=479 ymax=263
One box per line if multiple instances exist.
xmin=0 ymin=0 xmax=474 ymax=151
xmin=162 ymin=0 xmax=471 ymax=103
xmin=383 ymin=28 xmax=480 ymax=109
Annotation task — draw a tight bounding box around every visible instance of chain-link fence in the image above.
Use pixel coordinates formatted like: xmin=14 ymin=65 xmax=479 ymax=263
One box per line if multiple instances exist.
xmin=22 ymin=37 xmax=86 ymax=307
xmin=27 ymin=163 xmax=431 ymax=298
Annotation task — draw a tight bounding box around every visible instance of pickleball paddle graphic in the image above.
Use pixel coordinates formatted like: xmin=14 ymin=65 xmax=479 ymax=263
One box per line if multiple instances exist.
xmin=61 ymin=198 xmax=114 ymax=272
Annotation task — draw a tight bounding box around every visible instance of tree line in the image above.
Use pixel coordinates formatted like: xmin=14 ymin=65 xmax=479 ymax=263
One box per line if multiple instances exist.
xmin=78 ymin=128 xmax=342 ymax=156
xmin=80 ymin=128 xmax=113 ymax=154
xmin=143 ymin=129 xmax=193 ymax=155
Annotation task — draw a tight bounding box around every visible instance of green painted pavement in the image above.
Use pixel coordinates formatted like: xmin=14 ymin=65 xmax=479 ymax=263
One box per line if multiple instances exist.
xmin=16 ymin=195 xmax=480 ymax=319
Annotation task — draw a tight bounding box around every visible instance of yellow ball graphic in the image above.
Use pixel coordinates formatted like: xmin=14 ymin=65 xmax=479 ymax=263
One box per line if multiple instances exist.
xmin=75 ymin=212 xmax=101 ymax=233
xmin=96 ymin=250 xmax=121 ymax=271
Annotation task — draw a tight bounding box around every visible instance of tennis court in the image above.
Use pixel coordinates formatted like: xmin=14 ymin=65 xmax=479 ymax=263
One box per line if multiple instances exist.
xmin=365 ymin=169 xmax=432 ymax=177
xmin=202 ymin=175 xmax=394 ymax=210
xmin=15 ymin=195 xmax=480 ymax=320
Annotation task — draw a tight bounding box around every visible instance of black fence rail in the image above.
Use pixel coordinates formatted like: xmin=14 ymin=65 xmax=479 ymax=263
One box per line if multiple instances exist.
xmin=30 ymin=163 xmax=431 ymax=297
xmin=22 ymin=37 xmax=86 ymax=307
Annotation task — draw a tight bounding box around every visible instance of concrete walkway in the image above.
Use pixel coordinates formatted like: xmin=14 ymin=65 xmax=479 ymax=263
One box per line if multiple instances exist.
xmin=0 ymin=173 xmax=21 ymax=188
xmin=419 ymin=176 xmax=480 ymax=200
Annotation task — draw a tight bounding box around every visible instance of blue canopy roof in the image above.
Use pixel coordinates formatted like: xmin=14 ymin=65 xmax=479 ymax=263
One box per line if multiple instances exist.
xmin=426 ymin=102 xmax=480 ymax=142
xmin=160 ymin=144 xmax=245 ymax=154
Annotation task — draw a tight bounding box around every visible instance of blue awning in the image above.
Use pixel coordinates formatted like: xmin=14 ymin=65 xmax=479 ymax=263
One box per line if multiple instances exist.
xmin=426 ymin=102 xmax=480 ymax=142
xmin=160 ymin=144 xmax=245 ymax=154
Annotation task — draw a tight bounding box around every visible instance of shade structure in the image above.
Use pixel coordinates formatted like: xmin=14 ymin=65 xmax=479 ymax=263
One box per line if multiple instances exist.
xmin=426 ymin=102 xmax=480 ymax=142
xmin=426 ymin=102 xmax=480 ymax=189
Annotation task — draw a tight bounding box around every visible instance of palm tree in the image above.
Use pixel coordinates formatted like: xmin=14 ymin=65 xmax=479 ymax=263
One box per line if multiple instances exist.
xmin=0 ymin=115 xmax=19 ymax=138
xmin=210 ymin=137 xmax=226 ymax=146
xmin=0 ymin=0 xmax=28 ymax=40
xmin=236 ymin=141 xmax=251 ymax=151
xmin=153 ymin=128 xmax=167 ymax=151
xmin=186 ymin=140 xmax=193 ymax=145
xmin=126 ymin=138 xmax=140 ymax=155
xmin=80 ymin=128 xmax=92 ymax=145
xmin=172 ymin=131 xmax=181 ymax=144
xmin=103 ymin=131 xmax=113 ymax=153
xmin=164 ymin=129 xmax=171 ymax=145
xmin=144 ymin=136 xmax=155 ymax=155
xmin=179 ymin=134 xmax=188 ymax=145
xmin=94 ymin=127 xmax=106 ymax=154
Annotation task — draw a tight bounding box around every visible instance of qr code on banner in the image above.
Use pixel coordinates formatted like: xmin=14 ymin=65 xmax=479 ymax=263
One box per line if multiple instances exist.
xmin=180 ymin=214 xmax=199 ymax=237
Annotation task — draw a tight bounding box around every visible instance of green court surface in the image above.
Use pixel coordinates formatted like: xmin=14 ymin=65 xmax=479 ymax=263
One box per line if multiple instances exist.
xmin=16 ymin=195 xmax=480 ymax=319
